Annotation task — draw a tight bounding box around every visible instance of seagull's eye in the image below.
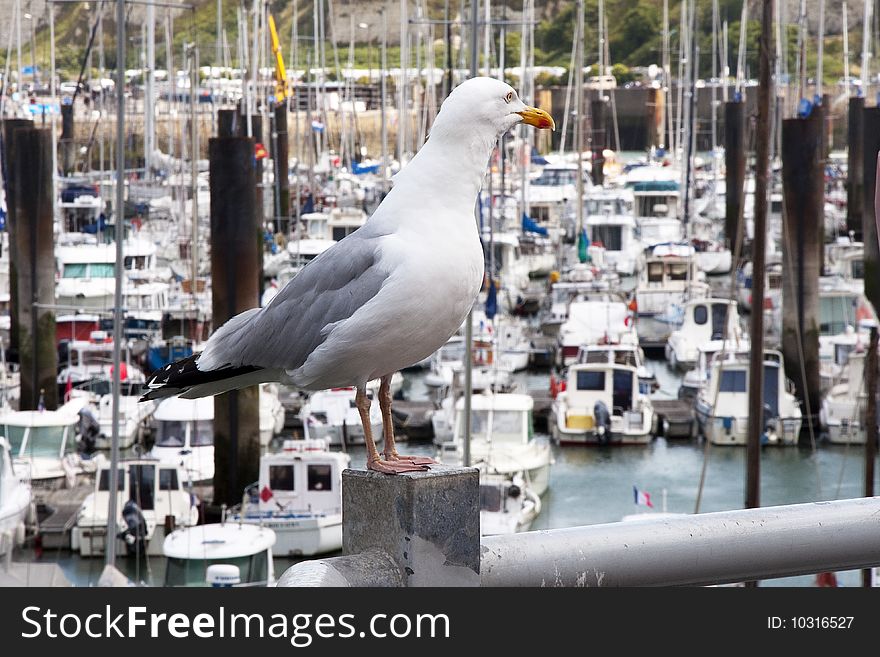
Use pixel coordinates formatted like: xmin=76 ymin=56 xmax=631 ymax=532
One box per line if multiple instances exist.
xmin=504 ymin=91 xmax=514 ymax=103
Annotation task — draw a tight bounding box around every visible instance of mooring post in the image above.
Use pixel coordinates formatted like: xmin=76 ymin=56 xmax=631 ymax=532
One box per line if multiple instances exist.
xmin=11 ymin=127 xmax=58 ymax=411
xmin=781 ymin=112 xmax=823 ymax=442
xmin=590 ymin=98 xmax=606 ymax=186
xmin=60 ymin=102 xmax=75 ymax=175
xmin=862 ymin=107 xmax=880 ymax=314
xmin=273 ymin=102 xmax=290 ymax=234
xmin=847 ymin=97 xmax=865 ymax=239
xmin=2 ymin=118 xmax=34 ymax=361
xmin=277 ymin=466 xmax=481 ymax=586
xmin=208 ymin=135 xmax=261 ymax=507
xmin=724 ymin=100 xmax=746 ymax=252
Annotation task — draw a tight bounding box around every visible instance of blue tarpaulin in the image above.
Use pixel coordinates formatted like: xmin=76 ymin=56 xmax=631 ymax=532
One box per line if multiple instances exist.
xmin=353 ymin=161 xmax=380 ymax=175
xmin=521 ymin=213 xmax=548 ymax=236
xmin=531 ymin=146 xmax=548 ymax=166
xmin=485 ymin=277 xmax=498 ymax=320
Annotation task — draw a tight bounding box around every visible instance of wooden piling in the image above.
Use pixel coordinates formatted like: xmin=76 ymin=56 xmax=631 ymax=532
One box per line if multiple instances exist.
xmin=781 ymin=111 xmax=824 ymax=442
xmin=862 ymin=107 xmax=880 ymax=315
xmin=60 ymin=102 xmax=75 ymax=175
xmin=209 ymin=136 xmax=262 ymax=507
xmin=847 ymin=97 xmax=864 ymax=238
xmin=590 ymin=98 xmax=606 ymax=186
xmin=724 ymin=100 xmax=746 ymax=252
xmin=274 ymin=103 xmax=290 ymax=232
xmin=11 ymin=127 xmax=58 ymax=410
xmin=1 ymin=118 xmax=33 ymax=361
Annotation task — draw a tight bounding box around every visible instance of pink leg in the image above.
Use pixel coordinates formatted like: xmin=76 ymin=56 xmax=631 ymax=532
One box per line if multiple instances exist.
xmin=379 ymin=375 xmax=436 ymax=465
xmin=356 ymin=385 xmax=427 ymax=474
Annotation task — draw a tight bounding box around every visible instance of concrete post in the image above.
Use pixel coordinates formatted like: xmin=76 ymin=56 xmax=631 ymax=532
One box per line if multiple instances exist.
xmin=781 ymin=113 xmax=823 ymax=439
xmin=209 ymin=136 xmax=261 ymax=506
xmin=341 ymin=466 xmax=480 ymax=586
xmin=11 ymin=127 xmax=57 ymax=410
xmin=724 ymin=100 xmax=746 ymax=251
xmin=862 ymin=107 xmax=880 ymax=315
xmin=847 ymin=97 xmax=864 ymax=238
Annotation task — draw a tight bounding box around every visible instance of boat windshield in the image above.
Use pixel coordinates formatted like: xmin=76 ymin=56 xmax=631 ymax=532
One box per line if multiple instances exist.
xmin=192 ymin=420 xmax=214 ymax=446
xmin=63 ymin=263 xmax=115 ymax=278
xmin=156 ymin=420 xmax=186 ymax=447
xmin=2 ymin=425 xmax=27 ymax=454
xmin=491 ymin=410 xmax=523 ymax=442
xmin=16 ymin=425 xmax=74 ymax=458
xmin=819 ymin=295 xmax=857 ymax=336
xmin=164 ymin=551 xmax=270 ymax=587
xmin=533 ymin=169 xmax=576 ymax=186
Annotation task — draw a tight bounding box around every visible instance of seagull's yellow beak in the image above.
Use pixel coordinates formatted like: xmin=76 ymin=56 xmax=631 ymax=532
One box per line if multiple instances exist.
xmin=517 ymin=106 xmax=556 ymax=131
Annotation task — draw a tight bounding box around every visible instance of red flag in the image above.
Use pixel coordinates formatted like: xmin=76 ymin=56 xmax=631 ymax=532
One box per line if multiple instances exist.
xmin=255 ymin=143 xmax=268 ymax=160
xmin=64 ymin=374 xmax=73 ymax=403
xmin=259 ymin=486 xmax=273 ymax=503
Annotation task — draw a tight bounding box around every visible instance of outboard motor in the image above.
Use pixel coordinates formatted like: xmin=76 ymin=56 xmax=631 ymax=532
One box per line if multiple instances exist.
xmin=118 ymin=500 xmax=148 ymax=557
xmin=593 ymin=400 xmax=612 ymax=445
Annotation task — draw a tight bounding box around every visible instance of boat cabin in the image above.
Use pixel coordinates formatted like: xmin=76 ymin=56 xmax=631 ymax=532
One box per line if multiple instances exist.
xmin=150 ymin=396 xmax=215 ymax=483
xmin=563 ymin=363 xmax=642 ymax=426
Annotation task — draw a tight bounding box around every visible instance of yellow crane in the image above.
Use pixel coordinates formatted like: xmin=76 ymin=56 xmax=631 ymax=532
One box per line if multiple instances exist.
xmin=268 ymin=14 xmax=289 ymax=103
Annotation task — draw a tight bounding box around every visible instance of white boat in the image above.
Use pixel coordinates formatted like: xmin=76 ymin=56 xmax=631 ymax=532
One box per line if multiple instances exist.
xmin=71 ymin=458 xmax=199 ymax=557
xmin=57 ymin=330 xmax=147 ymax=390
xmin=695 ymin=349 xmax=802 ymax=446
xmin=665 ymin=298 xmax=743 ymax=371
xmin=0 ymin=435 xmax=32 ymax=555
xmin=478 ymin=471 xmax=542 ymax=535
xmin=638 ymin=215 xmax=683 ymax=248
xmin=232 ymin=439 xmax=350 ymax=557
xmin=820 ymin=346 xmax=869 ymax=445
xmin=556 ymin=298 xmax=637 ymax=367
xmin=300 ymin=387 xmax=384 ymax=447
xmin=634 ymin=242 xmax=709 ymax=316
xmin=149 ymin=396 xmax=215 ymax=483
xmin=439 ymin=392 xmax=552 ymax=497
xmin=584 ymin=190 xmax=643 ymax=276
xmin=67 ymin=378 xmax=157 ymax=451
xmin=0 ymin=397 xmax=90 ymax=488
xmin=163 ymin=522 xmax=276 ymax=587
xmin=539 ymin=268 xmax=618 ymax=337
xmin=574 ymin=342 xmax=657 ymax=394
xmin=550 ymin=362 xmax=656 ymax=445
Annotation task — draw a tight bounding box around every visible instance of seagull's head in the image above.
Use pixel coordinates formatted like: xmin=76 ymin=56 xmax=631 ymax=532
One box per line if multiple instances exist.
xmin=431 ymin=77 xmax=555 ymax=143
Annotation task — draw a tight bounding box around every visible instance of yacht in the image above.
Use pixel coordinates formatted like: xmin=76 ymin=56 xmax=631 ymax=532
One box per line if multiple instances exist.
xmin=0 ymin=435 xmax=32 ymax=555
xmin=232 ymin=439 xmax=350 ymax=557
xmin=665 ymin=298 xmax=743 ymax=371
xmin=634 ymin=242 xmax=708 ymax=316
xmin=695 ymin=350 xmax=802 ymax=446
xmin=584 ymin=189 xmax=643 ymax=276
xmin=556 ymin=298 xmax=637 ymax=367
xmin=820 ymin=346 xmax=870 ymax=445
xmin=551 ymin=362 xmax=655 ymax=445
xmin=71 ymin=458 xmax=199 ymax=557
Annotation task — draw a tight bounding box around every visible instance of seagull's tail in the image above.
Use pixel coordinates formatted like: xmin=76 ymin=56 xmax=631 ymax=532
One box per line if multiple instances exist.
xmin=140 ymin=354 xmax=272 ymax=401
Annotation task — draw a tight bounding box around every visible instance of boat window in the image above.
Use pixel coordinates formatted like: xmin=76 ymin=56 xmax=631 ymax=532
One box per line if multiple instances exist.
xmin=2 ymin=425 xmax=27 ymax=454
xmin=159 ymin=468 xmax=180 ymax=491
xmin=98 ymin=468 xmax=125 ymax=491
xmin=851 ymin=259 xmax=865 ymax=280
xmin=307 ymin=464 xmax=333 ymax=491
xmin=711 ymin=304 xmax=729 ymax=339
xmin=469 ymin=411 xmax=489 ymax=440
xmin=614 ymin=350 xmax=637 ymax=367
xmin=763 ymin=364 xmax=780 ymax=417
xmin=576 ymin=370 xmax=606 ymax=391
xmin=693 ymin=305 xmax=708 ymax=325
xmin=719 ymin=370 xmax=747 ymax=393
xmin=331 ymin=227 xmax=347 ymax=241
xmin=819 ymin=295 xmax=857 ymax=336
xmin=591 ymin=225 xmax=622 ymax=251
xmin=62 ymin=263 xmax=88 ymax=278
xmin=156 ymin=420 xmax=186 ymax=447
xmin=480 ymin=484 xmax=503 ymax=512
xmin=89 ymin=263 xmax=115 ymax=278
xmin=130 ymin=464 xmax=156 ymax=511
xmin=269 ymin=465 xmax=295 ymax=491
xmin=165 ymin=554 xmax=260 ymax=587
xmin=247 ymin=550 xmax=269 ymax=584
xmin=835 ymin=344 xmax=855 ymax=367
xmin=583 ymin=350 xmax=609 ymax=364
xmin=492 ymin=411 xmax=523 ymax=440
xmin=192 ymin=420 xmax=214 ymax=446
xmin=647 ymin=262 xmax=664 ymax=283
xmin=612 ymin=370 xmax=634 ymax=411
xmin=667 ymin=263 xmax=688 ymax=281
xmin=26 ymin=425 xmax=69 ymax=458
xmin=767 ymin=274 xmax=782 ymax=290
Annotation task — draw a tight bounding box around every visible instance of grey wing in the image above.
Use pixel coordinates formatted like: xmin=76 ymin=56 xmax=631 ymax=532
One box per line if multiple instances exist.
xmin=199 ymin=233 xmax=388 ymax=371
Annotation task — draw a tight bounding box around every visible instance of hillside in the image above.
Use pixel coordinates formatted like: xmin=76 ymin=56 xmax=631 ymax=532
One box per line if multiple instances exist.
xmin=0 ymin=1 xmax=869 ymax=84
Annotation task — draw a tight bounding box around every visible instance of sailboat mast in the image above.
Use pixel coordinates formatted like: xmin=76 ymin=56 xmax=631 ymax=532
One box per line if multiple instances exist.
xmin=380 ymin=6 xmax=389 ymax=191
xmin=817 ymin=0 xmax=826 ymax=98
xmin=575 ymin=0 xmax=584 ymax=242
xmin=145 ymin=1 xmax=156 ymax=181
xmin=861 ymin=0 xmax=872 ymax=93
xmin=106 ymin=0 xmax=127 ymax=569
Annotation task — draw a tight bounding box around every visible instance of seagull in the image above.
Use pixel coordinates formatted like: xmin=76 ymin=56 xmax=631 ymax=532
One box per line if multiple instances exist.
xmin=142 ymin=77 xmax=555 ymax=474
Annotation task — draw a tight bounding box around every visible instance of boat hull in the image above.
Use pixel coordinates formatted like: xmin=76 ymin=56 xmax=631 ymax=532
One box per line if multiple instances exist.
xmin=236 ymin=513 xmax=342 ymax=557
